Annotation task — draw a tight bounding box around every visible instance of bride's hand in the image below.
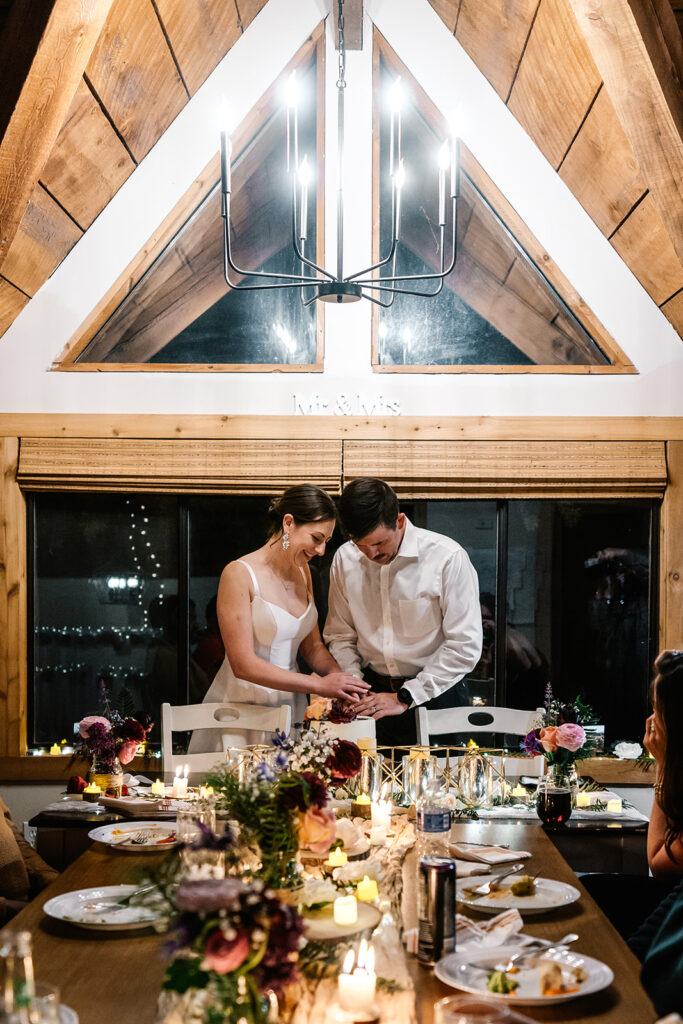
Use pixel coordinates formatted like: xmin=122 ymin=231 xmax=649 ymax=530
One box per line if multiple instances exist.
xmin=315 ymin=672 xmax=370 ymax=702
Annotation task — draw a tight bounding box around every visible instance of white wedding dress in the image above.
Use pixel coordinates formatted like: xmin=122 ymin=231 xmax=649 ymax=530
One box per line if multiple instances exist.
xmin=188 ymin=560 xmax=317 ymax=752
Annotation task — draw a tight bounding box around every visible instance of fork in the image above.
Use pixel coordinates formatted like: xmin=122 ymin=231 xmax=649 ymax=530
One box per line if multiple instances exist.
xmin=461 ymin=864 xmax=524 ymax=897
xmin=110 ymin=830 xmax=149 ymax=846
xmin=463 ymin=932 xmax=579 ymax=972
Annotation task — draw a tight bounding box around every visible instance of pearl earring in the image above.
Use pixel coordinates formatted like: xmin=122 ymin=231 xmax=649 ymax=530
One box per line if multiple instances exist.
xmin=282 ymin=532 xmax=290 ymax=551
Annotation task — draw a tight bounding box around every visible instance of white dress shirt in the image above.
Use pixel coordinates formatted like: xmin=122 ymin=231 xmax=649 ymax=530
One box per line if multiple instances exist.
xmin=324 ymin=517 xmax=482 ymax=706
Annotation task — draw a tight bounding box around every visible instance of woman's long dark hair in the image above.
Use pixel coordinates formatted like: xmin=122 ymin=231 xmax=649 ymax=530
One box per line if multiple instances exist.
xmin=266 ymin=484 xmax=336 ymax=538
xmin=654 ymin=651 xmax=683 ymax=858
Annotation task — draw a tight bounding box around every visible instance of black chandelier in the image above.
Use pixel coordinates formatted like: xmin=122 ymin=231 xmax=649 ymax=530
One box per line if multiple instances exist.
xmin=220 ymin=0 xmax=459 ymax=306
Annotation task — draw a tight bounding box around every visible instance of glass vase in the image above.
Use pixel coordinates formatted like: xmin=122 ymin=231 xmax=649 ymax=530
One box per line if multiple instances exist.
xmin=457 ymin=750 xmax=493 ymax=805
xmin=89 ymin=756 xmax=124 ymax=796
xmin=537 ymin=763 xmax=573 ymax=825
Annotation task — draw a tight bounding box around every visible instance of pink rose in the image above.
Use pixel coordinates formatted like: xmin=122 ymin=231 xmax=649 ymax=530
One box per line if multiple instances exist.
xmin=539 ymin=726 xmax=559 ymax=752
xmin=298 ymin=805 xmax=336 ymax=854
xmin=79 ymin=715 xmax=111 ymax=739
xmin=201 ymin=928 xmax=250 ymax=974
xmin=555 ymin=723 xmax=586 ymax=752
xmin=117 ymin=741 xmax=138 ymax=765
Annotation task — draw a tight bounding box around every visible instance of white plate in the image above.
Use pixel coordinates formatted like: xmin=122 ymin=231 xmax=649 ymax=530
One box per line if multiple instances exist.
xmin=88 ymin=821 xmax=179 ymax=851
xmin=435 ymin=945 xmax=613 ymax=1005
xmin=457 ymin=875 xmax=580 ymax=915
xmin=60 ymin=1006 xmax=79 ymax=1024
xmin=43 ymin=885 xmax=160 ymax=930
xmin=302 ymin=901 xmax=382 ymax=941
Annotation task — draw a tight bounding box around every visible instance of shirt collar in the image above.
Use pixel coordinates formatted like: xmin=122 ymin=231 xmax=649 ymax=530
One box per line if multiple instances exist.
xmin=395 ymin=516 xmax=419 ymax=560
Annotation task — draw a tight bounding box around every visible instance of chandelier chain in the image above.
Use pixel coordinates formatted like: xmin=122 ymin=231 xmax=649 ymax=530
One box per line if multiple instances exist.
xmin=336 ymin=0 xmax=346 ymax=89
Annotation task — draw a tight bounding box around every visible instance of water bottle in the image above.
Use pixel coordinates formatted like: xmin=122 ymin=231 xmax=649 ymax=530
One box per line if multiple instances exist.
xmin=1 ymin=930 xmax=35 ymax=1023
xmin=416 ymin=779 xmax=452 ymax=857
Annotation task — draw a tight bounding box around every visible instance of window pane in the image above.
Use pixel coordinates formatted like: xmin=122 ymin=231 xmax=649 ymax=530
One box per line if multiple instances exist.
xmin=31 ymin=494 xmax=178 ymax=746
xmin=421 ymin=500 xmax=497 ymax=706
xmin=506 ymin=500 xmax=652 ymax=743
xmin=76 ymin=62 xmax=319 ymax=366
xmin=188 ymin=497 xmax=271 ymax=698
xmin=376 ymin=57 xmax=609 ymax=367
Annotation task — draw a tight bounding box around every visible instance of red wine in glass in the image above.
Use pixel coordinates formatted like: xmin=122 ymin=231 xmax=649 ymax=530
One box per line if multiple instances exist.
xmin=537 ymin=787 xmax=572 ymax=825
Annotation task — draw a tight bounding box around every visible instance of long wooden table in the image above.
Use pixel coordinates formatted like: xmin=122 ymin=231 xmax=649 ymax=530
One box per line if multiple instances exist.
xmin=2 ymin=822 xmax=657 ymax=1024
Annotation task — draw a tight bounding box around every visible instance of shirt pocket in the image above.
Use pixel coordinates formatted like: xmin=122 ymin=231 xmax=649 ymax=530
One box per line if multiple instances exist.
xmin=398 ymin=597 xmax=441 ymax=638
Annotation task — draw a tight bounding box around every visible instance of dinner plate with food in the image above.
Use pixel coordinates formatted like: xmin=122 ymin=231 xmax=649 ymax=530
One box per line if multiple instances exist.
xmin=435 ymin=946 xmax=613 ymax=1005
xmin=43 ymin=886 xmax=160 ymax=931
xmin=87 ymin=821 xmax=178 ymax=851
xmin=456 ymin=873 xmax=580 ymax=915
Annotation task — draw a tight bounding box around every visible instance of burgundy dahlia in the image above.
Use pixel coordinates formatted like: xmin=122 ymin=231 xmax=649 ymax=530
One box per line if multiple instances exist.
xmin=117 ymin=717 xmax=147 ymax=743
xmin=328 ymin=700 xmax=357 ymax=724
xmin=326 ymin=739 xmax=362 ymax=779
xmin=278 ymin=771 xmax=329 ymax=811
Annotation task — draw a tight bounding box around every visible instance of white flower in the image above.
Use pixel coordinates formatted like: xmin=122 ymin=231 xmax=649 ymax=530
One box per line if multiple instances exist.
xmin=333 ymin=860 xmax=383 ymax=884
xmin=614 ymin=741 xmax=642 ymax=759
xmin=301 ymin=878 xmax=338 ymax=907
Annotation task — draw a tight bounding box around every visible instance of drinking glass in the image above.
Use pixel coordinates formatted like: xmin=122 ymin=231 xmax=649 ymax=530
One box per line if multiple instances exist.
xmin=28 ymin=983 xmax=61 ymax=1024
xmin=536 ymin=776 xmax=573 ymax=825
xmin=176 ymin=801 xmax=224 ymax=877
xmin=434 ymin=996 xmax=511 ymax=1024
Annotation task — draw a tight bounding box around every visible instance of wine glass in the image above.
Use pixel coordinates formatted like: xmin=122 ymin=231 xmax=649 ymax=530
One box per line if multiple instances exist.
xmin=434 ymin=996 xmax=511 ymax=1023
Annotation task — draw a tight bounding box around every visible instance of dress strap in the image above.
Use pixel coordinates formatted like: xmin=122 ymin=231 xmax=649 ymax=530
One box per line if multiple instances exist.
xmin=236 ymin=559 xmax=260 ymax=596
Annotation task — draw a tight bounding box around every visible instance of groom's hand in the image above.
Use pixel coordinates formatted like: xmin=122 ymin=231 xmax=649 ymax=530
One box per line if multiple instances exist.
xmin=354 ymin=692 xmax=407 ymax=720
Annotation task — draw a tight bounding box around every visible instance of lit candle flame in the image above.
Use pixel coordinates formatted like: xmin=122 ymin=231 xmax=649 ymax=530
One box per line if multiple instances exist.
xmin=342 ymin=949 xmax=355 ymax=974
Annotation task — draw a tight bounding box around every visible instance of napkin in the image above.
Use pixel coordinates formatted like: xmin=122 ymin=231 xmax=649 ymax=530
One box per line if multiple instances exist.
xmin=452 ymin=858 xmax=496 ymax=878
xmin=123 ymin=774 xmax=153 ymax=786
xmin=402 ymin=909 xmax=524 ymax=955
xmin=449 ymin=841 xmax=531 ymax=865
xmin=98 ymin=795 xmax=167 ymax=816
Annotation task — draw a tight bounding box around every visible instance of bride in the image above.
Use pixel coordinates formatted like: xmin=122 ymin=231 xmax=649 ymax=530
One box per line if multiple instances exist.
xmin=189 ymin=484 xmax=369 ymax=750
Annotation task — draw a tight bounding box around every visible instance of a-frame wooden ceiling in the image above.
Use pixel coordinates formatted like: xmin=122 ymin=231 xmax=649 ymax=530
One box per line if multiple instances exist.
xmin=0 ymin=0 xmax=682 ymax=343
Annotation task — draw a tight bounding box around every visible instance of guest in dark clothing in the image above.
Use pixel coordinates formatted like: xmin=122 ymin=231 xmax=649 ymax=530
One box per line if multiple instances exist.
xmin=582 ymin=650 xmax=683 ymax=949
xmin=633 ymin=879 xmax=683 ymax=1015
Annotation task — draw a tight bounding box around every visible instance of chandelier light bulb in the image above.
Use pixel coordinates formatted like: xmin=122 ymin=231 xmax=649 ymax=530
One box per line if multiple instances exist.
xmin=286 ymin=70 xmax=299 ymax=109
xmin=389 ymin=77 xmax=403 ymax=112
xmin=298 ymin=154 xmax=311 ymax=187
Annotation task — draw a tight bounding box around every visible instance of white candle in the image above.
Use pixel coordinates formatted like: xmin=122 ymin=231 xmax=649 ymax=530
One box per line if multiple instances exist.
xmin=171 ymin=766 xmax=189 ymax=799
xmin=576 ymin=791 xmax=591 ymax=808
xmin=151 ymin=778 xmax=165 ymax=797
xmin=606 ymin=798 xmax=623 ymax=813
xmin=333 ymin=896 xmax=358 ymax=926
xmin=369 ymin=825 xmax=387 ymax=846
xmin=338 ymin=943 xmax=376 ymax=1013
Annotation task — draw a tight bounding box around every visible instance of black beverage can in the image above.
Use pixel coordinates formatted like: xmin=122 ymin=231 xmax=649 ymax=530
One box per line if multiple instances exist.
xmin=417 ymin=856 xmax=456 ymax=964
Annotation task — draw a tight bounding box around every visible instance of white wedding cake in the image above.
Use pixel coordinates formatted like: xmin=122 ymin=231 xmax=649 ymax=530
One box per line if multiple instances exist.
xmin=312 ymin=716 xmax=377 ymax=747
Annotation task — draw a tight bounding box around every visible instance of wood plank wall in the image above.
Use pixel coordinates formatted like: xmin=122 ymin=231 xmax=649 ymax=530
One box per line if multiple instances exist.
xmin=0 ymin=414 xmax=681 ymax=777
xmin=0 ymin=0 xmax=267 ymax=323
xmin=429 ymin=0 xmax=683 ymax=338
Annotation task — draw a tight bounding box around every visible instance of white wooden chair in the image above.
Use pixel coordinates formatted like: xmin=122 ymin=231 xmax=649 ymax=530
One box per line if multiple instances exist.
xmin=161 ymin=701 xmax=292 ymax=775
xmin=416 ymin=705 xmax=542 ymax=746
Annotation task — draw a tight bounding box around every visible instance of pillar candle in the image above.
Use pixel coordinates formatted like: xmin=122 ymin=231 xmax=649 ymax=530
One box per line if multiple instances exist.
xmin=576 ymin=791 xmax=591 ymax=808
xmin=333 ymin=896 xmax=358 ymax=926
xmin=151 ymin=779 xmax=165 ymax=797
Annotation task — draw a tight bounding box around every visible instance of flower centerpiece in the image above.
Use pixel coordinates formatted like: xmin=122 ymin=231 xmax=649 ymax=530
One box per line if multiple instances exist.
xmin=207 ymin=746 xmax=336 ymax=889
xmin=159 ymin=875 xmax=305 ymax=1024
xmin=521 ymin=683 xmax=596 ymax=786
xmin=75 ymin=709 xmax=153 ymax=794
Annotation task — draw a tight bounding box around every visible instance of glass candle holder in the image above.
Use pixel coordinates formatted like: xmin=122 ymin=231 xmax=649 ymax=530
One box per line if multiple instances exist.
xmin=177 ymin=800 xmax=225 ymax=878
xmin=457 ymin=751 xmax=494 ymax=805
xmin=350 ymin=752 xmax=385 ymax=801
xmin=401 ymin=750 xmax=436 ymax=804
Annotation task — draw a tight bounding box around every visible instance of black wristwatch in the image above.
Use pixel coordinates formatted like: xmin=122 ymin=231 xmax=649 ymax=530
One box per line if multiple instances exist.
xmin=396 ymin=686 xmax=413 ymax=709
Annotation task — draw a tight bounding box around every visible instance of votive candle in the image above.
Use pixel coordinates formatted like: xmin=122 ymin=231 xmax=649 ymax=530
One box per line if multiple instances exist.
xmin=326 ymin=847 xmax=348 ymax=868
xmin=356 ymin=875 xmax=379 ymax=902
xmin=151 ymin=779 xmax=166 ymax=797
xmin=606 ymin=797 xmax=623 ymax=813
xmin=510 ymin=783 xmax=527 ymax=800
xmin=49 ymin=743 xmax=61 ymax=756
xmin=576 ymin=791 xmax=591 ymax=808
xmin=333 ymin=895 xmax=358 ymax=926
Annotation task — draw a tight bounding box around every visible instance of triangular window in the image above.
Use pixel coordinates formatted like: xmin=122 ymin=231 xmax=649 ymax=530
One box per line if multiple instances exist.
xmin=66 ymin=34 xmax=324 ymax=369
xmin=372 ymin=37 xmax=629 ymax=371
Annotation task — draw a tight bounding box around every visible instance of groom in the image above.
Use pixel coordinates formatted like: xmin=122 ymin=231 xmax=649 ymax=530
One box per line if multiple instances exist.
xmin=324 ymin=477 xmax=482 ymax=746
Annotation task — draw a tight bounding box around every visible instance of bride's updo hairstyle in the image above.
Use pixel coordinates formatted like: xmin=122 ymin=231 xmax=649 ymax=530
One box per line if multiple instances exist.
xmin=267 ymin=484 xmax=337 ymax=538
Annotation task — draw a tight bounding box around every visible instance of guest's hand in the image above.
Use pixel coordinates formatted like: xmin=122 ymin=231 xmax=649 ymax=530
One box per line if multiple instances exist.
xmin=315 ymin=672 xmax=370 ymax=702
xmin=643 ymin=712 xmax=666 ymax=762
xmin=354 ymin=692 xmax=407 ymax=720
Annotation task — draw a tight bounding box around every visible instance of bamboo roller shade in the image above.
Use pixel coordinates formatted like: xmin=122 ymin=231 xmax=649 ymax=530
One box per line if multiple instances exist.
xmin=17 ymin=438 xmax=343 ymax=494
xmin=343 ymin=441 xmax=668 ymax=498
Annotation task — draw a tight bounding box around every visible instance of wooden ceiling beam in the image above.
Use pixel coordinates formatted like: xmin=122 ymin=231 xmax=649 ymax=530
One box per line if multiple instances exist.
xmin=568 ymin=0 xmax=683 ymax=265
xmin=0 ymin=0 xmax=115 ymax=272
